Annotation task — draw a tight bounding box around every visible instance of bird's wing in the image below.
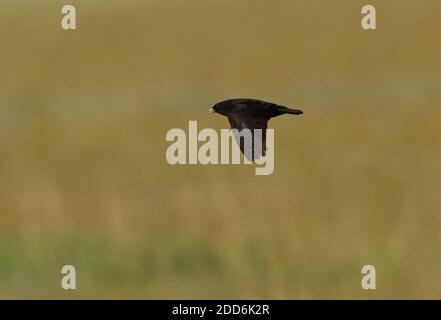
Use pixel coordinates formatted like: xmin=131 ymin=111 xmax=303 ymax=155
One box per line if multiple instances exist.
xmin=227 ymin=110 xmax=268 ymax=160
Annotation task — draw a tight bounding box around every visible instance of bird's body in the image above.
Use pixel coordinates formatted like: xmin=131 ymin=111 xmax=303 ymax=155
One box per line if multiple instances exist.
xmin=209 ymin=98 xmax=303 ymax=160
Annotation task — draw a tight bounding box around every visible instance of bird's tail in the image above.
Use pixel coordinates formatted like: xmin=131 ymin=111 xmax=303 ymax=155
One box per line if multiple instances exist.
xmin=278 ymin=106 xmax=303 ymax=115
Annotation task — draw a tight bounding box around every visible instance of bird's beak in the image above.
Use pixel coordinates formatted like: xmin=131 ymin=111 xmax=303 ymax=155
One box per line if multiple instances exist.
xmin=208 ymin=108 xmax=215 ymax=113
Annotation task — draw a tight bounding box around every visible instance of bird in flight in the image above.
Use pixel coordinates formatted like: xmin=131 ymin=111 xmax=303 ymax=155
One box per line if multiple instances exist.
xmin=209 ymin=98 xmax=303 ymax=160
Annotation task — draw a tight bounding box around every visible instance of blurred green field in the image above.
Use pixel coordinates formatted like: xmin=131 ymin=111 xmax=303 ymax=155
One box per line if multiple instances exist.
xmin=1 ymin=0 xmax=441 ymax=298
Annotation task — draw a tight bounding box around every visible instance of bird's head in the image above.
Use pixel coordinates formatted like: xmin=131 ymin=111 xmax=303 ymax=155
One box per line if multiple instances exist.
xmin=208 ymin=101 xmax=230 ymax=116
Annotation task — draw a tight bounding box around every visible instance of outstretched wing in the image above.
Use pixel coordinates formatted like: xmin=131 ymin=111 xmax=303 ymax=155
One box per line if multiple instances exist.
xmin=227 ymin=110 xmax=268 ymax=161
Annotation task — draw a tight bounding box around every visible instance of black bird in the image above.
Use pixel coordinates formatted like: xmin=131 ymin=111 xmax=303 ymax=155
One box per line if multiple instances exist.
xmin=209 ymin=98 xmax=303 ymax=160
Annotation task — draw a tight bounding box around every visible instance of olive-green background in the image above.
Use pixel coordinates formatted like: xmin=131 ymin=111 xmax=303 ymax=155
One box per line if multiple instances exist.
xmin=1 ymin=0 xmax=440 ymax=298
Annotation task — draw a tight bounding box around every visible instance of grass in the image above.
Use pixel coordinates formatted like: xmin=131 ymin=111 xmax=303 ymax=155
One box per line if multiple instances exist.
xmin=0 ymin=0 xmax=441 ymax=298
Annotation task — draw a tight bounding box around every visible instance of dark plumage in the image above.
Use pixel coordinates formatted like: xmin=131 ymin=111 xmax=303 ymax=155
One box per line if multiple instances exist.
xmin=209 ymin=98 xmax=303 ymax=160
